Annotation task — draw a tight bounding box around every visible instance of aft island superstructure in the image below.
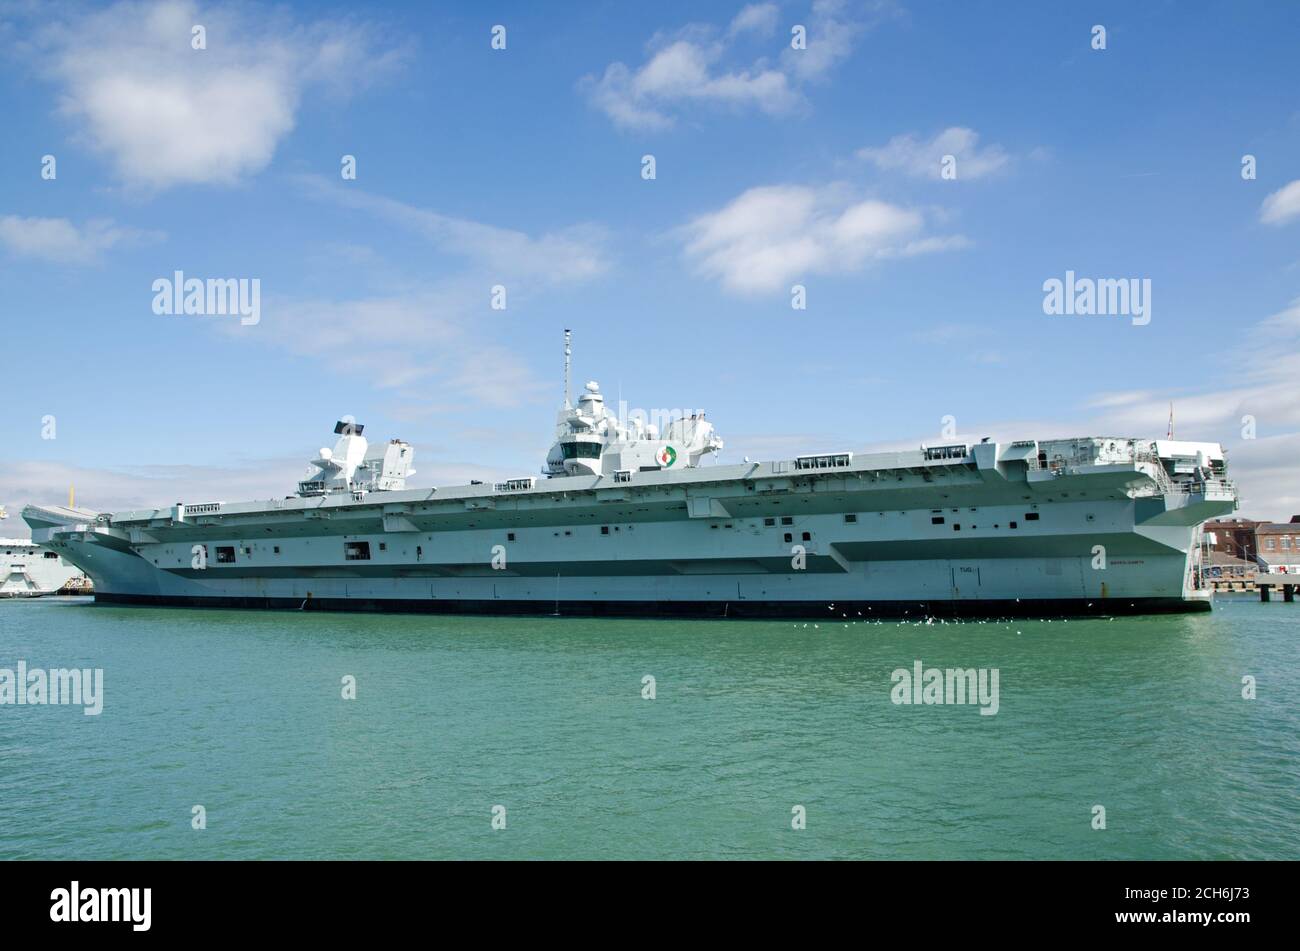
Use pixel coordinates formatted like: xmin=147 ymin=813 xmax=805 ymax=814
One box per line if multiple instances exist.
xmin=24 ymin=334 xmax=1237 ymax=618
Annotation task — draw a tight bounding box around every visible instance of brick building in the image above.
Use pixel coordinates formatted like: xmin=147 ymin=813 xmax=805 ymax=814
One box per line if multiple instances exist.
xmin=1257 ymin=516 xmax=1300 ymax=572
xmin=1203 ymin=517 xmax=1261 ymax=561
xmin=1204 ymin=515 xmax=1300 ymax=576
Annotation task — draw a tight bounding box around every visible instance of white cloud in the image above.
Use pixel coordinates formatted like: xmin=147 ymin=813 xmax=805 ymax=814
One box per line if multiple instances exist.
xmin=1222 ymin=434 xmax=1300 ymax=519
xmin=581 ymin=0 xmax=878 ymax=130
xmin=681 ymin=183 xmax=965 ymax=293
xmin=780 ymin=0 xmax=869 ymax=82
xmin=910 ymin=318 xmax=1012 ymax=366
xmin=1260 ymin=180 xmax=1300 ymax=226
xmin=729 ymin=3 xmax=780 ymax=36
xmin=27 ymin=0 xmax=407 ymax=190
xmin=981 ymin=299 xmax=1300 ymax=518
xmin=1013 ymin=302 xmax=1300 ymax=447
xmin=257 ymin=290 xmax=553 ymax=407
xmin=0 ymin=455 xmax=522 ymax=531
xmin=583 ymin=40 xmax=798 ymax=130
xmin=858 ymin=127 xmax=1011 ymax=180
xmin=911 ymin=322 xmax=981 ymax=345
xmin=0 ymin=214 xmax=159 ymax=264
xmin=218 ymin=179 xmax=612 ymax=407
xmin=297 ymin=176 xmax=610 ymax=284
xmin=734 ymin=299 xmax=1300 ymax=519
xmin=1086 ymin=390 xmax=1158 ymax=410
xmin=893 ymin=234 xmax=971 ymax=257
xmin=2 ymin=458 xmax=303 ymax=523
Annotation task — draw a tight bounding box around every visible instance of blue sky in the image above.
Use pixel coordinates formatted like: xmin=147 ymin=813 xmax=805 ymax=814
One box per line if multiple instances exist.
xmin=1 ymin=0 xmax=1298 ymax=529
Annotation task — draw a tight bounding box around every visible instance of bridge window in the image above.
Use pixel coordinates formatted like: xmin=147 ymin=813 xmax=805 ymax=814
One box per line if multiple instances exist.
xmin=560 ymin=441 xmax=602 ymax=459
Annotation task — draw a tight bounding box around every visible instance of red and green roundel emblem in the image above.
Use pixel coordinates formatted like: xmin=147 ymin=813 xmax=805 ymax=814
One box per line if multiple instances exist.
xmin=657 ymin=445 xmax=677 ymax=467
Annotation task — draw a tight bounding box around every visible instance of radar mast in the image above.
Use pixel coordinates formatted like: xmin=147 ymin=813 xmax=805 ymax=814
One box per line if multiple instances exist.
xmin=563 ymin=328 xmax=572 ymax=410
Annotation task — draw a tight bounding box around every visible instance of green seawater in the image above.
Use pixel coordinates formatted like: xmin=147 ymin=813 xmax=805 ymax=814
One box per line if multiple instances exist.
xmin=1 ymin=596 xmax=1296 ymax=860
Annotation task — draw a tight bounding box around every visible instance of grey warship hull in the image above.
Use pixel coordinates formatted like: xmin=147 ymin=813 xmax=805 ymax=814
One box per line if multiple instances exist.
xmin=88 ymin=592 xmax=1203 ymax=619
xmin=24 ymin=436 xmax=1236 ymax=620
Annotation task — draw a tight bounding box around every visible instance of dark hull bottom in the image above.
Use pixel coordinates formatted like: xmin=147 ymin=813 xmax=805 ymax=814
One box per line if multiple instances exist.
xmin=94 ymin=592 xmax=1212 ymax=620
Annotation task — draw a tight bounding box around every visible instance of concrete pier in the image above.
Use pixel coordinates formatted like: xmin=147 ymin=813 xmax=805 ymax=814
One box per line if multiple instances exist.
xmin=1257 ymin=583 xmax=1297 ymax=603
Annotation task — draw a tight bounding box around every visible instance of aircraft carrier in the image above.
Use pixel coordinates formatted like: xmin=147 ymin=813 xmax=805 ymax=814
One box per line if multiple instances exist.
xmin=23 ymin=334 xmax=1237 ymax=618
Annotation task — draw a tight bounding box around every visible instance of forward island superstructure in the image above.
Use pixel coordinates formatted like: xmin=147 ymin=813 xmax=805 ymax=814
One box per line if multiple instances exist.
xmin=24 ymin=334 xmax=1238 ymax=618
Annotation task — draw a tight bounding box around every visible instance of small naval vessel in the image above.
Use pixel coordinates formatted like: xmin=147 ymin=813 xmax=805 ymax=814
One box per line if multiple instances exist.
xmin=1 ymin=507 xmax=85 ymax=597
xmin=24 ymin=333 xmax=1238 ymax=618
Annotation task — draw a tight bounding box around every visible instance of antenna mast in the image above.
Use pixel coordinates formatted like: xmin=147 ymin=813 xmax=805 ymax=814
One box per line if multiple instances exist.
xmin=563 ymin=328 xmax=572 ymax=409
